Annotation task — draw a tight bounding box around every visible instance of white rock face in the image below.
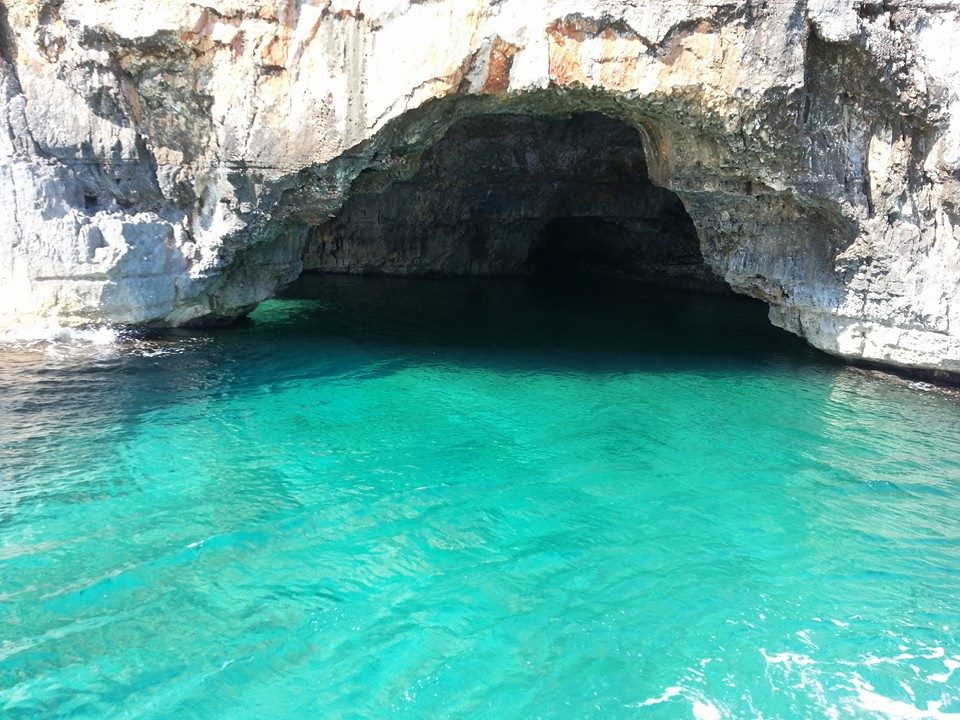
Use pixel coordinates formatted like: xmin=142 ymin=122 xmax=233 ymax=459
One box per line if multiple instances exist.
xmin=1 ymin=0 xmax=959 ymax=377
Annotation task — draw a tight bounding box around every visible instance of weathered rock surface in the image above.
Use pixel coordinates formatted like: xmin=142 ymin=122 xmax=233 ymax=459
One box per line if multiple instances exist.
xmin=304 ymin=112 xmax=725 ymax=291
xmin=1 ymin=1 xmax=959 ymax=376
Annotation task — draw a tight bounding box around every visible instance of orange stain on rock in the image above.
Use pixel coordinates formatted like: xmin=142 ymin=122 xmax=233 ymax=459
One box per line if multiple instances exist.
xmin=481 ymin=38 xmax=519 ymax=93
xmin=547 ymin=18 xmax=587 ymax=86
xmin=260 ymin=34 xmax=288 ymax=68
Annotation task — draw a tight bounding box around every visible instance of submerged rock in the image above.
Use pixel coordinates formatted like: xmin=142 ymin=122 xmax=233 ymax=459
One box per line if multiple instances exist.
xmin=0 ymin=0 xmax=959 ymax=377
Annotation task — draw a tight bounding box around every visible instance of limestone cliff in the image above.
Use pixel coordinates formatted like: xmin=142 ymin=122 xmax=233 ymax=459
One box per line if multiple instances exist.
xmin=1 ymin=0 xmax=959 ymax=377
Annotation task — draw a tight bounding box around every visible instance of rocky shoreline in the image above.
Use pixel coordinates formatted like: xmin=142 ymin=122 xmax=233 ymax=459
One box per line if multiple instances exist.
xmin=2 ymin=1 xmax=959 ymax=377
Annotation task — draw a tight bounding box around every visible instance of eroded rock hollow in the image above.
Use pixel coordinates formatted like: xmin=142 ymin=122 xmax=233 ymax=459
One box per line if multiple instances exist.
xmin=303 ymin=112 xmax=724 ymax=291
xmin=1 ymin=1 xmax=960 ymax=377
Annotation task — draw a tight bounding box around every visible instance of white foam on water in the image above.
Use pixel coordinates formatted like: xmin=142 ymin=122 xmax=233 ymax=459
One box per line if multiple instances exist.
xmin=692 ymin=700 xmax=722 ymax=720
xmin=849 ymin=675 xmax=960 ymax=719
xmin=61 ymin=326 xmax=118 ymax=345
xmin=0 ymin=321 xmax=205 ymax=360
xmin=928 ymin=658 xmax=960 ymax=684
xmin=630 ymin=686 xmax=683 ymax=707
xmin=761 ymin=650 xmax=817 ymax=667
xmin=761 ymin=648 xmax=841 ymax=719
xmin=761 ymin=645 xmax=960 ymax=720
xmin=629 ymin=681 xmax=727 ymax=719
xmin=0 ymin=322 xmax=120 ymax=346
xmin=629 ymin=689 xmax=726 ymax=719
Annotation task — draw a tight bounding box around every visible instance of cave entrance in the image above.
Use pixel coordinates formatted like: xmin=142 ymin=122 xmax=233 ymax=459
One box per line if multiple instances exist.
xmin=301 ymin=112 xmax=725 ymax=293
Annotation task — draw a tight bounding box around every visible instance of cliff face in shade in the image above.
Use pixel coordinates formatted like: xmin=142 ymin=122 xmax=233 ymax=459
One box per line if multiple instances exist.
xmin=302 ymin=112 xmax=727 ymax=292
xmin=1 ymin=1 xmax=959 ymax=376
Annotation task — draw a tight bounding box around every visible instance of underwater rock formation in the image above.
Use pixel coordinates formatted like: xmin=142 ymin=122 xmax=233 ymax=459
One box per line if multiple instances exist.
xmin=1 ymin=1 xmax=959 ymax=375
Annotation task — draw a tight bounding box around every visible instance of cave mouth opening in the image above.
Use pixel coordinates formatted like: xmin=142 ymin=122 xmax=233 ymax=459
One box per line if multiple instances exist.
xmin=300 ymin=111 xmax=727 ymax=293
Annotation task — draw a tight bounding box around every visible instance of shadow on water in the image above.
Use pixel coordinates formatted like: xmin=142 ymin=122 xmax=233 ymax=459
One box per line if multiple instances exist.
xmin=6 ymin=273 xmax=957 ymax=448
xmin=272 ymin=274 xmax=831 ymax=376
xmin=0 ymin=274 xmax=835 ymax=485
xmin=7 ymin=271 xmax=957 ymax=497
xmin=3 ymin=275 xmax=960 ymax=720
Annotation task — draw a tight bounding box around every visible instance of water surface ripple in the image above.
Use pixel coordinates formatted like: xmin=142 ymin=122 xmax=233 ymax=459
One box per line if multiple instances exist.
xmin=1 ymin=277 xmax=959 ymax=719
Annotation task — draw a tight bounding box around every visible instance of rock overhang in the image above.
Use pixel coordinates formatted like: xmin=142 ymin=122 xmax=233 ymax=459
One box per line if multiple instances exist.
xmin=0 ymin=0 xmax=957 ymax=377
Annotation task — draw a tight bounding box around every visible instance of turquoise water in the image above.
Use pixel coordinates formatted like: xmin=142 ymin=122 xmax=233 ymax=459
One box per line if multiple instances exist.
xmin=2 ymin=276 xmax=960 ymax=719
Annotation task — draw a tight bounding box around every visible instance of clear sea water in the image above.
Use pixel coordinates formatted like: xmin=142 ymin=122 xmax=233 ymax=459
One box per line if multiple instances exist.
xmin=1 ymin=275 xmax=959 ymax=719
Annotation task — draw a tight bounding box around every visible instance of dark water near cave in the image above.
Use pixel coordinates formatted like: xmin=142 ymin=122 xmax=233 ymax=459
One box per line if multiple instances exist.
xmin=1 ymin=275 xmax=959 ymax=719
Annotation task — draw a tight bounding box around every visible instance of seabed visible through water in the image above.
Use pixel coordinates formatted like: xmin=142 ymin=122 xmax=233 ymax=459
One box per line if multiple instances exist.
xmin=1 ymin=275 xmax=959 ymax=718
